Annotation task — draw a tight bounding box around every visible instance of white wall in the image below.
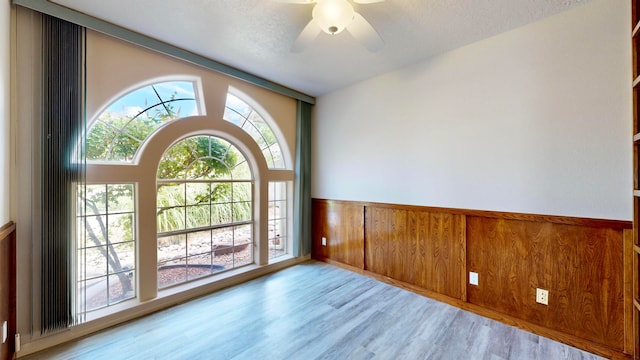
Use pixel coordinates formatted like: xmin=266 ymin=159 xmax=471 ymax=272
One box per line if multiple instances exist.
xmin=0 ymin=0 xmax=11 ymax=225
xmin=312 ymin=0 xmax=631 ymax=221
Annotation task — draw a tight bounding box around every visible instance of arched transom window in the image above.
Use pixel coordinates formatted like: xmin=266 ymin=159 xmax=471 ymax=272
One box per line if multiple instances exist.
xmin=86 ymin=80 xmax=202 ymax=162
xmin=223 ymin=93 xmax=285 ymax=169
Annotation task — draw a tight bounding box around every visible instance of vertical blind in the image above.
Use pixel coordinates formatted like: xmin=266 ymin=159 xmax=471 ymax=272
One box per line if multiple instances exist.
xmin=41 ymin=14 xmax=84 ymax=333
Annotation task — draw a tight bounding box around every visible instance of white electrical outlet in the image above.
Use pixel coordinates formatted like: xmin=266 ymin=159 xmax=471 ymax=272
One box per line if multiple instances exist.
xmin=469 ymin=272 xmax=479 ymax=286
xmin=2 ymin=320 xmax=6 ymax=343
xmin=536 ymin=288 xmax=549 ymax=305
xmin=321 ymin=237 xmax=327 ymax=246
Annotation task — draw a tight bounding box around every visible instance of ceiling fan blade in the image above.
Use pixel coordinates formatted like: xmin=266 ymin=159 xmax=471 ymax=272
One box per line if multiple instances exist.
xmin=292 ymin=19 xmax=322 ymax=53
xmin=347 ymin=12 xmax=384 ymax=52
xmin=272 ymin=0 xmax=315 ymax=3
xmin=353 ymin=0 xmax=384 ymax=3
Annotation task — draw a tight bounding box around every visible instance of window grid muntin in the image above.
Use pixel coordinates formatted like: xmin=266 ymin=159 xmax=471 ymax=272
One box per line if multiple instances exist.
xmin=86 ymin=81 xmax=201 ymax=163
xmin=223 ymin=94 xmax=285 ymax=169
xmin=268 ymin=182 xmax=288 ymax=259
xmin=157 ymin=223 xmax=254 ymax=288
xmin=156 ymin=180 xmax=253 ymax=233
xmin=77 ymin=183 xmax=136 ymax=317
xmin=157 ymin=135 xmax=254 ymax=289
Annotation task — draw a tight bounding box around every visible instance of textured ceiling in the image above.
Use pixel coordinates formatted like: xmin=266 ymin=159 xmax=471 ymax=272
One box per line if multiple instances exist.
xmin=51 ymin=0 xmax=592 ymax=97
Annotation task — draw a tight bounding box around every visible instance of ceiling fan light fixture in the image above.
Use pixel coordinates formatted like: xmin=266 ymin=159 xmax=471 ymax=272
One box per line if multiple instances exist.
xmin=312 ymin=0 xmax=355 ymax=35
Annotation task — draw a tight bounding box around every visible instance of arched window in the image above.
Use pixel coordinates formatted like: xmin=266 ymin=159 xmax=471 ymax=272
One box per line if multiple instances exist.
xmin=222 ymin=91 xmax=291 ymax=259
xmin=76 ymin=77 xmax=293 ymax=322
xmin=86 ymin=80 xmax=202 ymax=162
xmin=156 ymin=136 xmax=253 ymax=288
xmin=223 ymin=92 xmax=285 ymax=169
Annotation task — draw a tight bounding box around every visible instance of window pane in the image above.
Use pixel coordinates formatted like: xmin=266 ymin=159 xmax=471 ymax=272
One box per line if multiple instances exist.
xmin=186 ymin=183 xmax=210 ymax=205
xmin=85 ymin=278 xmax=108 ymax=311
xmin=231 ymin=161 xmax=251 ymax=180
xmin=157 ymin=136 xmax=250 ymax=181
xmin=234 ymin=224 xmax=253 ymax=267
xmin=157 ymin=183 xmax=185 ymax=207
xmin=211 ymin=183 xmax=232 ymax=204
xmin=157 ymin=207 xmax=185 ymax=232
xmin=270 ymin=200 xmax=287 ymax=219
xmin=269 ymin=181 xmax=286 ymax=201
xmin=234 ymin=224 xmax=252 ymax=247
xmin=234 ymin=246 xmax=252 ymax=267
xmin=85 ymin=246 xmax=108 ymax=278
xmin=223 ymin=107 xmax=246 ymax=127
xmin=86 ymin=119 xmax=119 ymax=161
xmin=233 ymin=201 xmax=252 ymax=222
xmin=86 ymin=216 xmax=107 ymax=246
xmin=85 ymin=184 xmax=107 ymax=214
xmin=233 ymin=182 xmax=252 ymax=202
xmin=186 ymin=205 xmax=210 ymax=229
xmin=108 ymin=273 xmax=134 ymax=305
xmin=224 ymin=144 xmax=246 ymax=170
xmin=108 ymin=213 xmax=134 ymax=243
xmin=251 ymin=116 xmax=276 ymax=146
xmin=195 ymin=159 xmax=231 ymax=180
xmin=242 ymin=121 xmax=269 ymax=149
xmin=188 ymin=253 xmax=212 ymax=266
xmin=107 ymin=184 xmax=134 ymax=212
xmin=269 ymin=218 xmax=287 ymax=241
xmin=224 ymin=94 xmax=252 ymax=117
xmin=187 ymin=230 xmax=212 ymax=256
xmin=269 ymin=143 xmax=285 ymax=169
xmin=213 ymin=227 xmax=234 ymax=249
xmin=186 ymin=255 xmax=214 ymax=281
xmin=158 ymin=259 xmax=187 ymax=288
xmin=158 ymin=234 xmax=187 ymax=263
xmin=211 ymin=203 xmax=232 ymax=225
xmin=110 ymin=133 xmax=141 ymax=162
xmin=108 ymin=242 xmax=135 ymax=274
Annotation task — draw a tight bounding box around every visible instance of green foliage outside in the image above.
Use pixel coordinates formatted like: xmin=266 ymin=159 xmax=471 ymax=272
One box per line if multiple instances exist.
xmin=80 ymin=90 xmax=253 ymax=306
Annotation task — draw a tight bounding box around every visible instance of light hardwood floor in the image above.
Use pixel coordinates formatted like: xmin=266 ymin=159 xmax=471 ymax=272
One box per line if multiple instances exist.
xmin=23 ymin=261 xmax=605 ymax=360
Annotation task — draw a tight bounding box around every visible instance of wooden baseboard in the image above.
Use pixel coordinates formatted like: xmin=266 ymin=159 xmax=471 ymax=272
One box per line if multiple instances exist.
xmin=316 ymin=256 xmax=631 ymax=360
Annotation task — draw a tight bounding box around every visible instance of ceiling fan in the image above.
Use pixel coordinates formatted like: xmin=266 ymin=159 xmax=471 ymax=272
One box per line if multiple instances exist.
xmin=276 ymin=0 xmax=385 ymax=53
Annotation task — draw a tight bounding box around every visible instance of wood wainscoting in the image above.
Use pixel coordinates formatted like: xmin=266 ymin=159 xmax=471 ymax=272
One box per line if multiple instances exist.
xmin=0 ymin=222 xmax=16 ymax=360
xmin=311 ymin=201 xmax=365 ymax=269
xmin=312 ymin=199 xmax=633 ymax=359
xmin=365 ymin=205 xmax=467 ymax=301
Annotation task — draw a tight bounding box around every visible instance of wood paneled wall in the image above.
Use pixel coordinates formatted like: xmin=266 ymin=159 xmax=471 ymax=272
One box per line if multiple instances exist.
xmin=311 ymin=199 xmax=632 ymax=356
xmin=467 ymin=216 xmax=624 ymax=350
xmin=312 ymin=200 xmax=365 ymax=269
xmin=0 ymin=222 xmax=16 ymax=360
xmin=365 ymin=206 xmax=466 ymax=300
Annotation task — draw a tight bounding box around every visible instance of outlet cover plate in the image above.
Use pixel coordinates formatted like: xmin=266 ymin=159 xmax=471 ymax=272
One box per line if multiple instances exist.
xmin=321 ymin=237 xmax=327 ymax=246
xmin=2 ymin=320 xmax=7 ymax=343
xmin=469 ymin=272 xmax=479 ymax=286
xmin=536 ymin=288 xmax=549 ymax=305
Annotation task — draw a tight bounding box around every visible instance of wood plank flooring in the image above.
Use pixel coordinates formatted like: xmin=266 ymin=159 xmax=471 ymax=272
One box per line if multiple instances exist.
xmin=23 ymin=261 xmax=605 ymax=360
